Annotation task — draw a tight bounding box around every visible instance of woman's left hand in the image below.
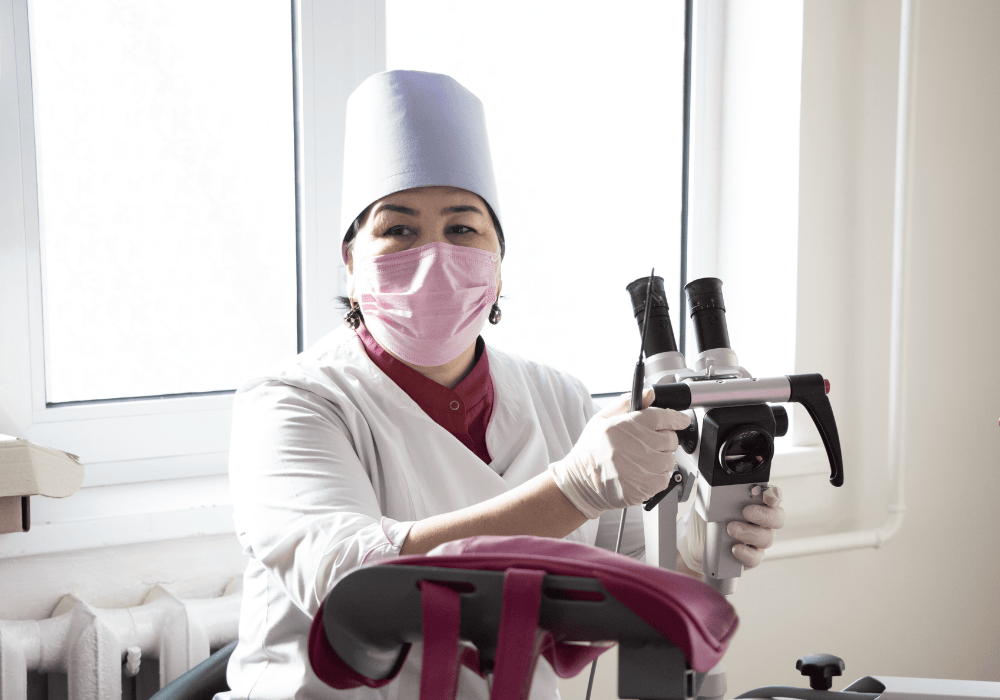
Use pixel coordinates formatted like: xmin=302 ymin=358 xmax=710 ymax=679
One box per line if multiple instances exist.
xmin=677 ymin=485 xmax=785 ymax=574
xmin=729 ymin=485 xmax=785 ymax=569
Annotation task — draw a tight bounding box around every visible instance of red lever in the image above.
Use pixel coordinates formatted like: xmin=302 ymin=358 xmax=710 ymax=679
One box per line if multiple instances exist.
xmin=824 ymin=379 xmax=831 ymax=395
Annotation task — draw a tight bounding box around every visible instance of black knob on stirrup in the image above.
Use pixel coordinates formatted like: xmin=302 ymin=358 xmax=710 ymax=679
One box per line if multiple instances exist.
xmin=796 ymin=653 xmax=845 ymax=690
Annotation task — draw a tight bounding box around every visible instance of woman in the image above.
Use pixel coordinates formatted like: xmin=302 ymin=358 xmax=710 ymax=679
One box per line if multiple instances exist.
xmin=223 ymin=70 xmax=783 ymax=700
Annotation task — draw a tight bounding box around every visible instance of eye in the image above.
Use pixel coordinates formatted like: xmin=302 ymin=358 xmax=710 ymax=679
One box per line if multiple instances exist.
xmin=447 ymin=225 xmax=475 ymax=235
xmin=382 ymin=225 xmax=416 ymax=237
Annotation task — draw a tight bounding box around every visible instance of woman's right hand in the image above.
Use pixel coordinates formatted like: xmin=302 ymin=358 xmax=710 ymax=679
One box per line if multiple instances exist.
xmin=548 ymin=389 xmax=691 ymax=519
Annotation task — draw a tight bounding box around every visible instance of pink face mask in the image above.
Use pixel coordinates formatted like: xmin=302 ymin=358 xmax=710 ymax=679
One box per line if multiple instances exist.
xmin=354 ymin=242 xmax=500 ymax=366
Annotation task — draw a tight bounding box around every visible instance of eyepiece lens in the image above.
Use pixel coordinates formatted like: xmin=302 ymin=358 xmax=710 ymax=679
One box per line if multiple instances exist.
xmin=684 ymin=277 xmax=726 ymax=313
xmin=719 ymin=428 xmax=773 ymax=476
xmin=684 ymin=277 xmax=731 ymax=352
xmin=626 ymin=275 xmax=678 ymax=356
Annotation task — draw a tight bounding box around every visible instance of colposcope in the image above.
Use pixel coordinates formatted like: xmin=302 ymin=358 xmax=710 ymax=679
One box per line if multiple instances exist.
xmin=612 ymin=272 xmax=845 ymax=700
xmin=616 ymin=277 xmax=998 ymax=699
xmin=624 ymin=274 xmax=843 ymax=596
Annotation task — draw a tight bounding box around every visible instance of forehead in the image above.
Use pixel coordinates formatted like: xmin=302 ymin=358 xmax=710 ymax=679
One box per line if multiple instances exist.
xmin=371 ymin=186 xmax=487 ymax=214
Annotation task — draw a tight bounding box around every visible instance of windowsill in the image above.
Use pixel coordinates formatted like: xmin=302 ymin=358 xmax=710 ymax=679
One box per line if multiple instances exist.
xmin=0 ymin=443 xmax=831 ymax=559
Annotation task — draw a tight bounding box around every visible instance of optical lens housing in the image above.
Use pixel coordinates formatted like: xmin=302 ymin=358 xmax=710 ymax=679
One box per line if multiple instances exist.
xmin=718 ymin=427 xmax=774 ymax=476
xmin=626 ymin=275 xmax=678 ymax=356
xmin=684 ymin=277 xmax=731 ymax=352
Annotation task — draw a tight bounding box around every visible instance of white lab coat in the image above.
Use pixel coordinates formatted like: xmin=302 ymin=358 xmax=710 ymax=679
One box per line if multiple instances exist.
xmin=221 ymin=326 xmax=645 ymax=700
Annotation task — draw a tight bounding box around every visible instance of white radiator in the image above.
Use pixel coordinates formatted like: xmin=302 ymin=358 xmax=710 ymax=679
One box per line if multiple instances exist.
xmin=0 ymin=579 xmax=242 ymax=700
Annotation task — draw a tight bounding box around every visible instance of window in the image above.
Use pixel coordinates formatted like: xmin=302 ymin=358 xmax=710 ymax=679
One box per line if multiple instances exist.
xmin=685 ymin=0 xmax=803 ymax=388
xmin=0 ymin=0 xmax=813 ymax=558
xmin=28 ymin=0 xmax=297 ymax=404
xmin=0 ymin=0 xmax=304 ymax=556
xmin=382 ymin=1 xmax=805 ymax=400
xmin=385 ymin=0 xmax=687 ymax=394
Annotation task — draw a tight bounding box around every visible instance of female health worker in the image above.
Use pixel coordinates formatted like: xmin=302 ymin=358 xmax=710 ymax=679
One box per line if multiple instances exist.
xmin=223 ymin=70 xmax=785 ymax=700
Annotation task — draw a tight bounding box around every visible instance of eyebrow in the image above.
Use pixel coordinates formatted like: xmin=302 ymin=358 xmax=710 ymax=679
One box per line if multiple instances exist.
xmin=375 ymin=203 xmax=419 ymax=216
xmin=374 ymin=203 xmax=484 ymax=217
xmin=441 ymin=205 xmax=484 ymax=215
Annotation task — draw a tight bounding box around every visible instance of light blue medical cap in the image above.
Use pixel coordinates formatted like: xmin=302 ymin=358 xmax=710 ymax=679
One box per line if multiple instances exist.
xmin=340 ymin=70 xmax=501 ymax=259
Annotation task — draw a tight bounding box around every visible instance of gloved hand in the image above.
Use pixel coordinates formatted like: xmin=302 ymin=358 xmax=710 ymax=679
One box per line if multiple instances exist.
xmin=677 ymin=485 xmax=786 ymax=573
xmin=549 ymin=389 xmax=691 ymax=520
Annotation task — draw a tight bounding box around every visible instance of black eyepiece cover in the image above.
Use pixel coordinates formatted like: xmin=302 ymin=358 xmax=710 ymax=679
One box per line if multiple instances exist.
xmin=684 ymin=277 xmax=731 ymax=351
xmin=626 ymin=276 xmax=678 ymax=356
xmin=684 ymin=277 xmax=726 ymax=313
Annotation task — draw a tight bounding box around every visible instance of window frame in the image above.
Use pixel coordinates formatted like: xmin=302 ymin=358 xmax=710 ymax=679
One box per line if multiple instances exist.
xmin=0 ymin=0 xmax=385 ymax=556
xmin=0 ymin=0 xmax=821 ymax=558
xmin=1 ymin=0 xmax=310 ymax=450
xmin=685 ymin=0 xmax=827 ymax=482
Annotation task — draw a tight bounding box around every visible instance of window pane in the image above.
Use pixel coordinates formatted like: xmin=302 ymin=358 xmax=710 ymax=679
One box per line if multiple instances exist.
xmin=29 ymin=0 xmax=297 ymax=403
xmin=386 ymin=0 xmax=685 ymax=394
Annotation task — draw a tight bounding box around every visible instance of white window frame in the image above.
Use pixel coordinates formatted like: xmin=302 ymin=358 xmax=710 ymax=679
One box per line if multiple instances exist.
xmin=297 ymin=0 xmax=386 ymax=347
xmin=0 ymin=0 xmax=822 ymax=557
xmin=0 ymin=0 xmax=384 ymax=557
xmin=687 ymin=0 xmax=829 ymax=485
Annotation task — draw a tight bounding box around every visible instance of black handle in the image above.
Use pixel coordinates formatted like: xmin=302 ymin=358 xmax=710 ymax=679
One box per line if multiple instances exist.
xmin=642 ymin=470 xmax=683 ymax=511
xmin=651 ymin=376 xmax=843 ymax=487
xmin=650 ymin=383 xmax=692 ymax=411
xmin=787 ymin=374 xmax=844 ymax=487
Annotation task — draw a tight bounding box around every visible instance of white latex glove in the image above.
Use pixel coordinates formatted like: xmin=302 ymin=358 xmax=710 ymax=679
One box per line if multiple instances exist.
xmin=549 ymin=389 xmax=691 ymax=520
xmin=677 ymin=485 xmax=786 ymax=573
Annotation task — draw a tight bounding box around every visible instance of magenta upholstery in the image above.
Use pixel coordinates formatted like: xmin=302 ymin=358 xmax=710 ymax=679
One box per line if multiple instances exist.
xmin=309 ymin=535 xmax=738 ymax=698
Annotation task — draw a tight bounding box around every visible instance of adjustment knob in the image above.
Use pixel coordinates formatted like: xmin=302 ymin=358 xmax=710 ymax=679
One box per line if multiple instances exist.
xmin=770 ymin=405 xmax=789 ymax=437
xmin=796 ymin=654 xmax=845 ymax=690
xmin=678 ymin=410 xmax=699 ymax=453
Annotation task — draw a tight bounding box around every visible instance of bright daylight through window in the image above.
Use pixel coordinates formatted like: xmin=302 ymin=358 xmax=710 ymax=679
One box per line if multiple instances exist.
xmin=28 ymin=0 xmax=297 ymax=404
xmin=386 ymin=1 xmax=686 ymax=395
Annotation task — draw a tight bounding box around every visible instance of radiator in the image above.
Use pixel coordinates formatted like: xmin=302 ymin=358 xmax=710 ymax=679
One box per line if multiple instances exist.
xmin=0 ymin=578 xmax=242 ymax=700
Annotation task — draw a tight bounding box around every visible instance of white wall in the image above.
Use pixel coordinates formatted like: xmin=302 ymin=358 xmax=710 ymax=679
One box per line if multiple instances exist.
xmin=726 ymin=0 xmax=1000 ymax=691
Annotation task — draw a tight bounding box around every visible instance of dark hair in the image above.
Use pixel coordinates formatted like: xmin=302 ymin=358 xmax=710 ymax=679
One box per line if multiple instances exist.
xmin=336 ymin=198 xmax=505 ymax=312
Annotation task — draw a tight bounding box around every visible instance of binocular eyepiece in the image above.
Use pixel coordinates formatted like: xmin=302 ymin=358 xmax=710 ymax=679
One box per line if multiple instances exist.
xmin=626 ymin=276 xmax=733 ymax=357
xmin=685 ymin=277 xmax=731 ymax=353
xmin=625 ymin=275 xmax=678 ymax=357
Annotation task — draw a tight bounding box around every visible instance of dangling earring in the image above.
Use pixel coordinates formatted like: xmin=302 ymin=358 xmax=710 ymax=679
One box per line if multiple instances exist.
xmin=344 ymin=303 xmax=362 ymax=330
xmin=488 ymin=301 xmax=502 ymax=325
